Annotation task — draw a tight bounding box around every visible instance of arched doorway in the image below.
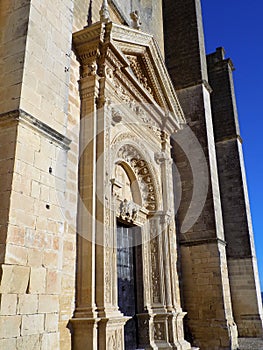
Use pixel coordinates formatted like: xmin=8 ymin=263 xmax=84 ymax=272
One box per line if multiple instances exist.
xmin=113 ymin=159 xmax=146 ymax=349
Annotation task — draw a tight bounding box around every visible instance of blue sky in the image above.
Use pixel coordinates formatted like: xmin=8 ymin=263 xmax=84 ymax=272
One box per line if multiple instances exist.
xmin=202 ymin=0 xmax=263 ymax=290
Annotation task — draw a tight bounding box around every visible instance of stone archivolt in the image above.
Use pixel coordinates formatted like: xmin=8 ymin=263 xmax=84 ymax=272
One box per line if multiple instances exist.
xmin=116 ymin=144 xmax=159 ymax=212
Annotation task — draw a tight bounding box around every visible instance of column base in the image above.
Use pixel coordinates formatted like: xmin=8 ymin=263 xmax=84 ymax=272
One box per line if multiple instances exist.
xmin=70 ymin=317 xmax=100 ymax=350
xmin=137 ymin=311 xmax=192 ymax=350
xmin=70 ymin=314 xmax=128 ymax=350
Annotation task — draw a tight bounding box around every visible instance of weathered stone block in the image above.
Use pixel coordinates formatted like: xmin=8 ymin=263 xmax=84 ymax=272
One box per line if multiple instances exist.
xmin=0 ymin=293 xmax=17 ymax=315
xmin=29 ymin=267 xmax=46 ymax=294
xmin=18 ymin=294 xmax=38 ymax=315
xmin=27 ymin=248 xmax=43 ymax=267
xmin=0 ymin=337 xmax=17 ymax=349
xmin=46 ymin=270 xmax=61 ymax=294
xmin=21 ymin=314 xmax=45 ymax=336
xmin=0 ymin=315 xmax=21 ymax=338
xmin=45 ymin=313 xmax=59 ymax=332
xmin=41 ymin=332 xmax=59 ymax=350
xmin=16 ymin=334 xmax=41 ymax=350
xmin=0 ymin=265 xmax=30 ymax=294
xmin=6 ymin=226 xmax=25 ymax=246
xmin=43 ymin=251 xmax=59 ymax=269
xmin=5 ymin=244 xmax=28 ymax=265
xmin=38 ymin=295 xmax=59 ymax=313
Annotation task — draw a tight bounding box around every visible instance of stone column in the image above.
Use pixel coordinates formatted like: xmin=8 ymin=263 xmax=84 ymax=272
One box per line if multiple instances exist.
xmin=71 ymin=23 xmax=127 ymax=349
xmin=70 ymin=74 xmax=100 ymax=349
xmin=95 ymin=76 xmax=127 ymax=350
xmin=156 ymin=133 xmax=192 ymax=350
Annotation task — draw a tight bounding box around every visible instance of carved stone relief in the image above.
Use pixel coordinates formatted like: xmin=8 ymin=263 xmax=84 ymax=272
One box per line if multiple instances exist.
xmin=127 ymin=55 xmax=152 ymax=95
xmin=116 ymin=144 xmax=158 ymax=212
xmin=154 ymin=322 xmax=166 ymax=341
xmin=150 ymin=232 xmax=161 ymax=303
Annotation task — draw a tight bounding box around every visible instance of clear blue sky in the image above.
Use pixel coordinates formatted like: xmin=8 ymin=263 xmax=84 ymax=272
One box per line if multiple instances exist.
xmin=202 ymin=1 xmax=263 ymax=290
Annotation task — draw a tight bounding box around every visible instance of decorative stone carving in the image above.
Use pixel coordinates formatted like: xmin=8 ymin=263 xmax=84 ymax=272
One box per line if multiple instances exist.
xmin=154 ymin=151 xmax=169 ymax=165
xmin=113 ymin=79 xmax=134 ymax=105
xmin=72 ymin=17 xmax=193 ymax=350
xmin=130 ymin=10 xmax=142 ymax=30
xmin=104 ymin=246 xmax=112 ymax=303
xmin=119 ymin=199 xmax=140 ymax=222
xmin=150 ymin=236 xmax=161 ymax=303
xmin=154 ymin=322 xmax=166 ymax=341
xmin=111 ymin=108 xmax=123 ymax=126
xmin=100 ymin=0 xmax=110 ymax=23
xmin=82 ymin=62 xmax=97 ymax=77
xmin=112 ymin=133 xmax=137 ymax=146
xmin=117 ymin=144 xmax=158 ymax=212
xmin=107 ymin=329 xmax=123 ymax=350
xmin=106 ymin=67 xmax=114 ymax=80
xmin=137 ymin=315 xmax=150 ymax=345
xmin=107 ymin=332 xmax=117 ymax=349
xmin=127 ymin=55 xmax=152 ymax=94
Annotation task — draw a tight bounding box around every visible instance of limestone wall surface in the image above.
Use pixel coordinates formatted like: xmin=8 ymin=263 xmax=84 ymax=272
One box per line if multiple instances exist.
xmin=0 ymin=0 xmax=76 ymax=349
xmin=0 ymin=0 xmax=262 ymax=349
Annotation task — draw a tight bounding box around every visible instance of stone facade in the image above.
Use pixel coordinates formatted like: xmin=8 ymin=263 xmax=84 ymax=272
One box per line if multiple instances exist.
xmin=0 ymin=0 xmax=262 ymax=349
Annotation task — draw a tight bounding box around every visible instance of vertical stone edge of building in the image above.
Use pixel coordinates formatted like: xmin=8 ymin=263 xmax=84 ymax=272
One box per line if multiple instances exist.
xmin=207 ymin=47 xmax=263 ymax=339
xmin=163 ymin=0 xmax=239 ymax=348
xmin=0 ymin=0 xmax=76 ymax=349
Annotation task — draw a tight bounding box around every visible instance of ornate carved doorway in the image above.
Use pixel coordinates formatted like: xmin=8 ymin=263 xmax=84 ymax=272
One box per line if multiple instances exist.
xmin=117 ymin=222 xmax=143 ymax=350
xmin=72 ymin=16 xmax=192 ymax=350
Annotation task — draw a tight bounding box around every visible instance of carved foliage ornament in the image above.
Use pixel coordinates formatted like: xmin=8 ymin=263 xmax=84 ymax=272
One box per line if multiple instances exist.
xmin=127 ymin=55 xmax=152 ymax=95
xmin=119 ymin=199 xmax=140 ymax=222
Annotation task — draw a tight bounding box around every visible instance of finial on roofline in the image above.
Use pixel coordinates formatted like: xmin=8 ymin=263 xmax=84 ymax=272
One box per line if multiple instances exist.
xmin=87 ymin=0 xmax=93 ymax=26
xmin=100 ymin=0 xmax=110 ymax=23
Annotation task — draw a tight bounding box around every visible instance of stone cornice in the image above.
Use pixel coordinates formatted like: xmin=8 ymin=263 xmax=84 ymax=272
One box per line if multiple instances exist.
xmin=216 ymin=134 xmax=243 ymax=145
xmin=180 ymin=237 xmax=227 ymax=247
xmin=175 ymin=79 xmax=213 ymax=94
xmin=0 ymin=109 xmax=71 ymax=150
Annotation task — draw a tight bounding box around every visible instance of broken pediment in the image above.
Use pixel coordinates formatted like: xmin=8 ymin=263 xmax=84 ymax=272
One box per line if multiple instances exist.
xmin=73 ymin=21 xmax=186 ymax=132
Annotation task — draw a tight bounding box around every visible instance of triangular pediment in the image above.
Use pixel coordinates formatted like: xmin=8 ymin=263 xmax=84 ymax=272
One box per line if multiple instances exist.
xmin=110 ymin=23 xmax=185 ymax=125
xmin=73 ymin=21 xmax=186 ymax=130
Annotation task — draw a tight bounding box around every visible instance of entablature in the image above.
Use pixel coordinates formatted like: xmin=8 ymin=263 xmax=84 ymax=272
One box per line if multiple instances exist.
xmin=73 ymin=20 xmax=186 ymax=137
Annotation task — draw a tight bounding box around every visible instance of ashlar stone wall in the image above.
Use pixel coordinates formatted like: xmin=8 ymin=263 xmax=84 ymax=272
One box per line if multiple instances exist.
xmin=0 ymin=0 xmax=76 ymax=349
